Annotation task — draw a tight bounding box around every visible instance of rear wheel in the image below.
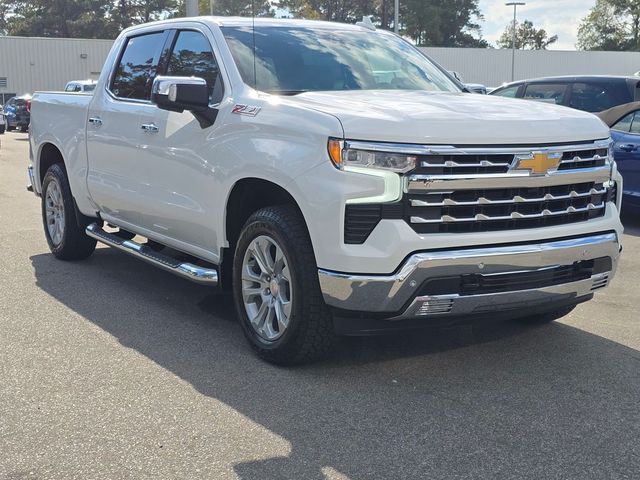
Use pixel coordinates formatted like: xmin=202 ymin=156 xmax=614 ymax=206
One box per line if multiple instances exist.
xmin=233 ymin=205 xmax=334 ymax=365
xmin=0 ymin=125 xmax=5 ymax=134
xmin=41 ymin=163 xmax=97 ymax=260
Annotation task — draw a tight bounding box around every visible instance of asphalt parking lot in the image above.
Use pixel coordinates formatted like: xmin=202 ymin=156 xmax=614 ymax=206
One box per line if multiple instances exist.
xmin=0 ymin=131 xmax=639 ymax=479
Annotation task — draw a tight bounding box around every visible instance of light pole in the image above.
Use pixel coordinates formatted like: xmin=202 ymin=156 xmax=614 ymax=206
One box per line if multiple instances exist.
xmin=506 ymin=2 xmax=525 ymax=82
xmin=394 ymin=0 xmax=399 ymax=34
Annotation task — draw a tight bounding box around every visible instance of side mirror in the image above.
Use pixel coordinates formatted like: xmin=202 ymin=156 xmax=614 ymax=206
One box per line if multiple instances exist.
xmin=151 ymin=76 xmax=218 ymax=128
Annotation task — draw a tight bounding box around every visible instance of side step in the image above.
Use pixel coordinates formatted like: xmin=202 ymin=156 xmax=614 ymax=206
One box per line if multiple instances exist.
xmin=85 ymin=223 xmax=218 ymax=286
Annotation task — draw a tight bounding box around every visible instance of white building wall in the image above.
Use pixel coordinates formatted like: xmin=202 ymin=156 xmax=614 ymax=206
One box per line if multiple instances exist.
xmin=0 ymin=36 xmax=113 ymax=101
xmin=421 ymin=47 xmax=640 ymax=88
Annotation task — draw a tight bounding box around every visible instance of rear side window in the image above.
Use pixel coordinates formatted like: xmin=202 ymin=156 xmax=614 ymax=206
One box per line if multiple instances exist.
xmin=570 ymin=82 xmax=632 ymax=113
xmin=111 ymin=32 xmax=165 ymax=100
xmin=492 ymin=85 xmax=520 ymax=98
xmin=523 ymin=83 xmax=568 ymax=105
xmin=166 ymin=30 xmax=223 ymax=104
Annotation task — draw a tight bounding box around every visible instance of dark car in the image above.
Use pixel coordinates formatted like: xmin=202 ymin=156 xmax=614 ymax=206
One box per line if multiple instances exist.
xmin=490 ymin=76 xmax=640 ymax=113
xmin=597 ymin=102 xmax=640 ymax=215
xmin=3 ymin=94 xmax=31 ymax=132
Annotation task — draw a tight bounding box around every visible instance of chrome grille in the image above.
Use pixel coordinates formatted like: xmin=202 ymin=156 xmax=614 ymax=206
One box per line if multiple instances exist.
xmin=407 ymin=182 xmax=607 ymax=234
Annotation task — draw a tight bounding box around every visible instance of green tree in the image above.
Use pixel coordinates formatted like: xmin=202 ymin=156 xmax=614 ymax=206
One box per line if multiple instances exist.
xmin=497 ymin=19 xmax=558 ymax=49
xmin=576 ymin=0 xmax=631 ymax=51
xmin=0 ymin=0 xmax=115 ymax=38
xmin=402 ymin=0 xmax=488 ymax=47
xmin=281 ymin=0 xmax=374 ymax=23
xmin=610 ymin=0 xmax=640 ymax=50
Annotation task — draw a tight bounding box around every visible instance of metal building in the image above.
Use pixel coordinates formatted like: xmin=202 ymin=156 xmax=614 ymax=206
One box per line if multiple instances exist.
xmin=0 ymin=36 xmax=113 ymax=103
xmin=2 ymin=34 xmax=640 ymax=103
xmin=421 ymin=47 xmax=640 ymax=88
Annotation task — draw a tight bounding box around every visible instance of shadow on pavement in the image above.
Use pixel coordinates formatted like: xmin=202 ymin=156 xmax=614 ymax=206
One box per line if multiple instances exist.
xmin=621 ymin=212 xmax=640 ymax=237
xmin=30 ymin=248 xmax=640 ymax=479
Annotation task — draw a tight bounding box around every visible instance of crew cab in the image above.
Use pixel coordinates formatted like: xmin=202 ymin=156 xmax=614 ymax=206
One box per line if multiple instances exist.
xmin=28 ymin=17 xmax=624 ymax=364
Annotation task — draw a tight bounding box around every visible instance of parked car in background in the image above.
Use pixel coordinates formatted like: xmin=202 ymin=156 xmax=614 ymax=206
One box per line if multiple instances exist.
xmin=3 ymin=94 xmax=31 ymax=132
xmin=448 ymin=71 xmax=487 ymax=94
xmin=64 ymin=80 xmax=97 ymax=93
xmin=0 ymin=107 xmax=5 ymax=134
xmin=490 ymin=76 xmax=640 ymax=113
xmin=598 ymin=102 xmax=640 ymax=214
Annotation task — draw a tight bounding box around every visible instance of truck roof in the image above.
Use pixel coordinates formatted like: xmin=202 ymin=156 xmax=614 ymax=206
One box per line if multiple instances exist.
xmin=125 ymin=16 xmax=382 ymax=34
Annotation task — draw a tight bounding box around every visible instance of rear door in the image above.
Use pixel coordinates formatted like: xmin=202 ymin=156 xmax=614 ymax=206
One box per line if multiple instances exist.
xmin=611 ymin=111 xmax=640 ymax=205
xmin=86 ymin=30 xmax=167 ymax=228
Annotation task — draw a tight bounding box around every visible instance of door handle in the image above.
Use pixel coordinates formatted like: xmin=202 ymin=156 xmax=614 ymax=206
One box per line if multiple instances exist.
xmin=88 ymin=117 xmax=102 ymax=127
xmin=141 ymin=123 xmax=159 ymax=133
xmin=618 ymin=143 xmax=638 ymax=152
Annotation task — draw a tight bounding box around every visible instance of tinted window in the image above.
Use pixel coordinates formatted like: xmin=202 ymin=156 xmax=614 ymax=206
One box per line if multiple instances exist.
xmin=84 ymin=84 xmax=96 ymax=92
xmin=221 ymin=26 xmax=460 ymax=94
xmin=492 ymin=85 xmax=519 ymax=98
xmin=166 ymin=30 xmax=223 ymax=104
xmin=613 ymin=113 xmax=634 ymax=133
xmin=570 ymin=82 xmax=632 ymax=113
xmin=111 ymin=32 xmax=164 ymax=100
xmin=523 ymin=83 xmax=568 ymax=105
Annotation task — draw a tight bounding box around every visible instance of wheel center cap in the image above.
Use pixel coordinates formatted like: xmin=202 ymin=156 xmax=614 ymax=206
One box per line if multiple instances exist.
xmin=269 ymin=279 xmax=279 ymax=297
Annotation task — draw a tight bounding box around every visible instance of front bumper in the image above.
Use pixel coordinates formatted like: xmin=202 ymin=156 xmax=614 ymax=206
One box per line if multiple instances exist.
xmin=318 ymin=232 xmax=620 ymax=321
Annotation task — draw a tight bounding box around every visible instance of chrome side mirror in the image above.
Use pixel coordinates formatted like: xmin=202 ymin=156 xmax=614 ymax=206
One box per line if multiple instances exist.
xmin=151 ymin=76 xmax=217 ymax=128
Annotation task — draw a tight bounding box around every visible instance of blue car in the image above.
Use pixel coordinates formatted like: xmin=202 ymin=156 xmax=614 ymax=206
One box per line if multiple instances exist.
xmin=598 ymin=102 xmax=640 ymax=215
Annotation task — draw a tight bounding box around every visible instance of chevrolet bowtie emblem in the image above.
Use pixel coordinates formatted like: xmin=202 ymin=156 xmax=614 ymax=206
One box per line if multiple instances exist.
xmin=512 ymin=152 xmax=563 ymax=175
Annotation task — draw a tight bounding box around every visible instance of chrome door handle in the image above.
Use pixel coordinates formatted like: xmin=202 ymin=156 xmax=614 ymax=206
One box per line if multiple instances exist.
xmin=88 ymin=117 xmax=102 ymax=127
xmin=141 ymin=123 xmax=159 ymax=133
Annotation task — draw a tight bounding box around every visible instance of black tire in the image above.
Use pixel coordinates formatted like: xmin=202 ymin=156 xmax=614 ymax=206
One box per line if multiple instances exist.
xmin=516 ymin=305 xmax=577 ymax=324
xmin=0 ymin=125 xmax=5 ymax=134
xmin=20 ymin=125 xmax=28 ymax=133
xmin=233 ymin=205 xmax=335 ymax=365
xmin=41 ymin=163 xmax=97 ymax=260
xmin=7 ymin=124 xmax=15 ymax=132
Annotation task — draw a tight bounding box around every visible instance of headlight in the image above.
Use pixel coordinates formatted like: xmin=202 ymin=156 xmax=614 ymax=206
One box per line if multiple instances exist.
xmin=328 ymin=139 xmax=417 ymax=173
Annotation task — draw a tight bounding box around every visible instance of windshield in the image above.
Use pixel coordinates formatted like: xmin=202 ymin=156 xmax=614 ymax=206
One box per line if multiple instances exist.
xmin=221 ymin=25 xmax=460 ymax=95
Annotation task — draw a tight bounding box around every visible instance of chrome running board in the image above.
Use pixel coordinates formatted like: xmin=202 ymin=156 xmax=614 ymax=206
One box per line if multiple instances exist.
xmin=85 ymin=223 xmax=218 ymax=286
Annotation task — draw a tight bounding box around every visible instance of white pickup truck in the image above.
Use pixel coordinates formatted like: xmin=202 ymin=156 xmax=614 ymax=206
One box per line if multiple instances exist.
xmin=28 ymin=17 xmax=623 ymax=364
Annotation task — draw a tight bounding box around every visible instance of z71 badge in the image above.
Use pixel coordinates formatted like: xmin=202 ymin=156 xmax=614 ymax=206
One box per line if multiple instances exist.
xmin=232 ymin=104 xmax=262 ymax=116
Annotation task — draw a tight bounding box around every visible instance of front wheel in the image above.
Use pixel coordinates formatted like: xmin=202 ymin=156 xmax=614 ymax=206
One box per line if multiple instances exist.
xmin=233 ymin=205 xmax=335 ymax=365
xmin=41 ymin=163 xmax=97 ymax=260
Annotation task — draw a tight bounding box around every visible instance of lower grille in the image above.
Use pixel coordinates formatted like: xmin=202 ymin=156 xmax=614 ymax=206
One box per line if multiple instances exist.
xmin=417 ymin=257 xmax=612 ymax=296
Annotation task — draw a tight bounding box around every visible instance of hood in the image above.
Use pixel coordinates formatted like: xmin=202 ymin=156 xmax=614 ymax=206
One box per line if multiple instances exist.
xmin=289 ymin=90 xmax=610 ymax=145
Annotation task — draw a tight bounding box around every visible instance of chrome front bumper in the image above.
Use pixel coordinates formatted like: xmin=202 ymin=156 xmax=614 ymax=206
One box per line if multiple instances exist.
xmin=318 ymin=232 xmax=621 ymax=320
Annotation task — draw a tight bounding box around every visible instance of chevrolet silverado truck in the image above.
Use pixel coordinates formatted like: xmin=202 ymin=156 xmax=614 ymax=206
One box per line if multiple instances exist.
xmin=28 ymin=17 xmax=624 ymax=364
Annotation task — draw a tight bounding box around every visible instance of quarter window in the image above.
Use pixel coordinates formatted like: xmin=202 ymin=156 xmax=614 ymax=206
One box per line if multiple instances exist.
xmin=111 ymin=32 xmax=165 ymax=100
xmin=166 ymin=30 xmax=223 ymax=104
xmin=523 ymin=83 xmax=568 ymax=105
xmin=492 ymin=85 xmax=519 ymax=98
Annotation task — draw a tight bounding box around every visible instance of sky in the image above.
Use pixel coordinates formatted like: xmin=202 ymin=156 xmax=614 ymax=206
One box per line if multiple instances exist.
xmin=478 ymin=0 xmax=597 ymax=50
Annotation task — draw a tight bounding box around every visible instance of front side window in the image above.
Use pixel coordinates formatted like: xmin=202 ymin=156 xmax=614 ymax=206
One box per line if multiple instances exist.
xmin=166 ymin=30 xmax=223 ymax=104
xmin=631 ymin=112 xmax=640 ymax=135
xmin=221 ymin=26 xmax=460 ymax=95
xmin=111 ymin=32 xmax=165 ymax=100
xmin=84 ymin=84 xmax=96 ymax=92
xmin=613 ymin=113 xmax=634 ymax=133
xmin=570 ymin=82 xmax=631 ymax=113
xmin=523 ymin=83 xmax=568 ymax=105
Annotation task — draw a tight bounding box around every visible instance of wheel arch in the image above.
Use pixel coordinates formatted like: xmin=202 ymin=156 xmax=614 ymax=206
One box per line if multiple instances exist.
xmin=37 ymin=142 xmax=66 ymax=185
xmin=221 ymin=177 xmax=309 ymax=288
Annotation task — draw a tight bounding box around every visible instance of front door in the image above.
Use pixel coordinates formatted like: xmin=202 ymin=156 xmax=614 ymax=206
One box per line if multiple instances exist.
xmin=134 ymin=28 xmax=227 ymax=258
